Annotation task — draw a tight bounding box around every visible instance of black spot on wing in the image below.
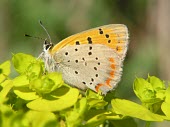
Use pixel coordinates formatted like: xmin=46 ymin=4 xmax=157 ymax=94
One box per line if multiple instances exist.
xmin=87 ymin=37 xmax=92 ymax=44
xmin=99 ymin=28 xmax=103 ymax=34
xmin=105 ymin=34 xmax=109 ymax=38
xmin=76 ymin=41 xmax=80 ymax=45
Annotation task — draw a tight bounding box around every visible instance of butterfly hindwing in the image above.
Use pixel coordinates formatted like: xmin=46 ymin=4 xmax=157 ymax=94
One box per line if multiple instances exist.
xmin=53 ymin=44 xmax=123 ymax=94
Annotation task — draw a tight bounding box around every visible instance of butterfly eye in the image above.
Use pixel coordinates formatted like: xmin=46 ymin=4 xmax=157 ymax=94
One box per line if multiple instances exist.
xmin=44 ymin=43 xmax=54 ymax=50
xmin=45 ymin=44 xmax=50 ymax=50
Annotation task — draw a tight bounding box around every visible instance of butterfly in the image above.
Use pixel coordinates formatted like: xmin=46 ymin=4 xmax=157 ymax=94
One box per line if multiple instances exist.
xmin=38 ymin=24 xmax=129 ymax=95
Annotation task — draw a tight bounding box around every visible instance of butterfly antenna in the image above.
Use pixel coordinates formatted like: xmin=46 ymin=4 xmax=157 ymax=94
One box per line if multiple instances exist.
xmin=25 ymin=34 xmax=45 ymax=41
xmin=39 ymin=20 xmax=52 ymax=43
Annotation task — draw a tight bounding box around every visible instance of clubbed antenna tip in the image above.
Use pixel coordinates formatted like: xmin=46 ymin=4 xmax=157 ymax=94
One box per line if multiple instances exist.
xmin=25 ymin=34 xmax=32 ymax=37
xmin=39 ymin=20 xmax=43 ymax=25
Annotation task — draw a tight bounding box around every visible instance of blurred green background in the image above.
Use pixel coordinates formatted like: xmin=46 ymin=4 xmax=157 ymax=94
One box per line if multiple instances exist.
xmin=0 ymin=0 xmax=169 ymax=126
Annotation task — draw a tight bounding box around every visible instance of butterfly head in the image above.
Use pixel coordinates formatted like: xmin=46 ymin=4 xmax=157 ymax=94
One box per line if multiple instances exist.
xmin=43 ymin=39 xmax=54 ymax=53
xmin=38 ymin=39 xmax=55 ymax=72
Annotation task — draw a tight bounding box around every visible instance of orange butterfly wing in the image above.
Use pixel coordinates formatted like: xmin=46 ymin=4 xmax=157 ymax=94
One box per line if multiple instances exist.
xmin=51 ymin=24 xmax=129 ymax=60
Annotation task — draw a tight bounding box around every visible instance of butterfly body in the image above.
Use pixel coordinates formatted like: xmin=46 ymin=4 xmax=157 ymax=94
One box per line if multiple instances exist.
xmin=39 ymin=24 xmax=129 ymax=94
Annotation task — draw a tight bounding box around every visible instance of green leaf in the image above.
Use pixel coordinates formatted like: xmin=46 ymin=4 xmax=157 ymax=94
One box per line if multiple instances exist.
xmin=0 ymin=80 xmax=13 ymax=102
xmin=0 ymin=61 xmax=11 ymax=83
xmin=86 ymin=89 xmax=103 ymax=100
xmin=87 ymin=98 xmax=108 ymax=109
xmin=133 ymin=78 xmax=154 ymax=98
xmin=164 ymin=85 xmax=170 ymax=103
xmin=13 ymin=75 xmax=29 ymax=87
xmin=86 ymin=89 xmax=107 ymax=109
xmin=30 ymin=78 xmax=55 ymax=94
xmin=111 ymin=99 xmax=164 ymax=121
xmin=12 ymin=53 xmax=36 ymax=74
xmin=13 ymin=74 xmax=39 ymax=100
xmin=147 ymin=76 xmax=166 ymax=100
xmin=27 ymin=87 xmax=79 ymax=112
xmin=66 ymin=98 xmax=87 ymax=127
xmin=147 ymin=76 xmax=165 ymax=90
xmin=161 ymin=86 xmax=170 ymax=120
xmin=23 ymin=110 xmax=58 ymax=127
xmin=161 ymin=102 xmax=170 ymax=120
xmin=133 ymin=78 xmax=159 ymax=103
xmin=14 ymin=87 xmax=39 ymax=101
xmin=134 ymin=77 xmax=166 ymax=113
xmin=30 ymin=72 xmax=63 ymax=94
xmin=105 ymin=112 xmax=124 ymax=120
xmin=26 ymin=61 xmax=44 ymax=80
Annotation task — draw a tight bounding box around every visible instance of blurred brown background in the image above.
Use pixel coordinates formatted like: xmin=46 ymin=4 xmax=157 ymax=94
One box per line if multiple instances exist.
xmin=0 ymin=0 xmax=169 ymax=126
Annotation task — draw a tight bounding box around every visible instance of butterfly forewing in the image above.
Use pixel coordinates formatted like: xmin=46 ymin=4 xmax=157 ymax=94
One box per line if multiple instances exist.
xmin=51 ymin=24 xmax=129 ymax=60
